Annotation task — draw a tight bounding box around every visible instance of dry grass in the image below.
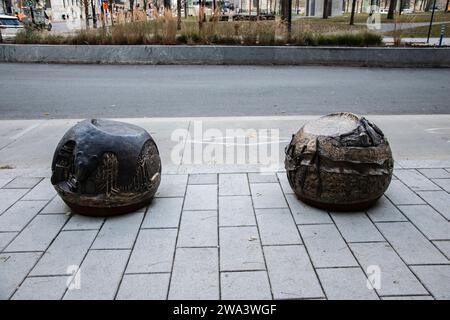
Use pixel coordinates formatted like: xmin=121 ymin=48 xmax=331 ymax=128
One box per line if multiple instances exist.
xmin=15 ymin=11 xmax=383 ymax=47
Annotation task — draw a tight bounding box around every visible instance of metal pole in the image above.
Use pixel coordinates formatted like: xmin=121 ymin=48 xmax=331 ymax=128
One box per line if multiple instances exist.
xmin=427 ymin=0 xmax=437 ymax=43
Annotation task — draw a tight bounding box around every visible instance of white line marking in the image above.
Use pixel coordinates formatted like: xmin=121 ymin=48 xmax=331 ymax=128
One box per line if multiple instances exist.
xmin=9 ymin=123 xmax=42 ymax=140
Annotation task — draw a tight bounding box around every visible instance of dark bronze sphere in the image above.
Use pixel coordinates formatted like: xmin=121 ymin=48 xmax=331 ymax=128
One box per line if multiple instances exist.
xmin=51 ymin=119 xmax=161 ymax=216
xmin=285 ymin=112 xmax=393 ymax=211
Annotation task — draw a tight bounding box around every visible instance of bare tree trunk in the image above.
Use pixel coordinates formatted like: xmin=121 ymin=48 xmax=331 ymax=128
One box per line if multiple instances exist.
xmin=257 ymin=0 xmax=260 ymax=19
xmin=109 ymin=0 xmax=114 ymax=26
xmin=281 ymin=0 xmax=292 ymax=38
xmin=446 ymin=0 xmax=449 ymax=12
xmin=91 ymin=0 xmax=97 ymax=28
xmin=323 ymin=0 xmax=329 ymax=18
xmin=350 ymin=0 xmax=357 ymax=24
xmin=177 ymin=0 xmax=181 ymax=29
xmin=130 ymin=0 xmax=135 ymax=21
xmin=83 ymin=0 xmax=90 ymax=28
xmin=387 ymin=0 xmax=396 ymax=19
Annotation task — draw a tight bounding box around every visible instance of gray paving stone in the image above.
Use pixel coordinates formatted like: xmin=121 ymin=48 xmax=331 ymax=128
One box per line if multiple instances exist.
xmin=317 ymin=267 xmax=379 ymax=300
xmin=381 ymin=295 xmax=434 ymax=300
xmin=183 ymin=184 xmax=217 ymax=211
xmin=255 ymin=208 xmax=301 ymax=245
xmin=394 ymin=169 xmax=441 ymax=191
xmin=4 ymin=177 xmax=42 ymax=189
xmin=418 ymin=191 xmax=450 ymax=220
xmin=22 ymin=178 xmax=56 ymax=201
xmin=367 ymin=196 xmax=407 ymax=222
xmin=286 ymin=194 xmax=332 ymax=224
xmin=250 ymin=183 xmax=287 ymax=209
xmin=116 ymin=273 xmax=170 ymax=300
xmin=126 ymin=229 xmax=177 ymax=273
xmin=169 ymin=247 xmax=219 ymax=300
xmin=399 ymin=205 xmax=450 ymax=240
xmin=92 ymin=212 xmax=144 ymax=249
xmin=40 ymin=196 xmax=70 ymax=214
xmin=5 ymin=214 xmax=67 ymax=252
xmin=0 ymin=232 xmax=16 ymax=251
xmin=248 ymin=173 xmax=278 ymax=183
xmin=12 ymin=276 xmax=67 ymax=300
xmin=377 ymin=222 xmax=448 ymax=265
xmin=299 ymin=224 xmax=358 ymax=268
xmin=0 ymin=178 xmax=12 ymax=188
xmin=178 ymin=210 xmax=217 ymax=247
xmin=220 ymin=226 xmax=265 ymax=271
xmin=63 ymin=215 xmax=104 ymax=231
xmin=30 ymin=230 xmax=97 ymax=276
xmin=433 ymin=241 xmax=450 ymax=260
xmin=349 ymin=242 xmax=428 ymax=296
xmin=221 ymin=271 xmax=272 ymax=300
xmin=0 ymin=252 xmax=42 ymax=300
xmin=385 ymin=180 xmax=425 ymax=205
xmin=155 ymin=174 xmax=188 ymax=197
xmin=411 ymin=265 xmax=450 ymax=300
xmin=397 ymin=160 xmax=450 ymax=169
xmin=264 ymin=245 xmax=324 ymax=299
xmin=0 ymin=188 xmax=28 ymax=215
xmin=432 ymin=179 xmax=450 ymax=192
xmin=219 ymin=195 xmax=256 ymax=227
xmin=188 ymin=174 xmax=217 ymax=185
xmin=277 ymin=172 xmax=294 ymax=194
xmin=0 ymin=200 xmax=47 ymax=232
xmin=219 ymin=174 xmax=250 ymax=196
xmin=142 ymin=197 xmax=183 ymax=229
xmin=63 ymin=249 xmax=130 ymax=300
xmin=419 ymin=169 xmax=450 ymax=179
xmin=331 ymin=212 xmax=384 ymax=243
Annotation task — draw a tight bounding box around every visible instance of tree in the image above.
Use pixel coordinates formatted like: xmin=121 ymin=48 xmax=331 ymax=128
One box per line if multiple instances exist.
xmin=177 ymin=0 xmax=181 ymax=30
xmin=446 ymin=0 xmax=449 ymax=12
xmin=130 ymin=0 xmax=134 ymax=20
xmin=109 ymin=0 xmax=114 ymax=26
xmin=349 ymin=0 xmax=357 ymax=25
xmin=323 ymin=0 xmax=329 ymax=19
xmin=387 ymin=0 xmax=397 ymax=19
xmin=280 ymin=0 xmax=292 ymax=38
xmin=164 ymin=0 xmax=171 ymax=9
xmin=83 ymin=0 xmax=90 ymax=28
xmin=256 ymin=0 xmax=260 ymax=20
xmin=91 ymin=0 xmax=97 ymax=28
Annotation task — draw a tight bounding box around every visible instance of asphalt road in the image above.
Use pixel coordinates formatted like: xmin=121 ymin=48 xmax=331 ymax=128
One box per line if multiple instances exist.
xmin=1 ymin=63 xmax=449 ymax=119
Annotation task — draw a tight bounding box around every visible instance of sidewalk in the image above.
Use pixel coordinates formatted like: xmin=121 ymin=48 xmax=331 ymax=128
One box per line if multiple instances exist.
xmin=1 ymin=116 xmax=450 ymax=300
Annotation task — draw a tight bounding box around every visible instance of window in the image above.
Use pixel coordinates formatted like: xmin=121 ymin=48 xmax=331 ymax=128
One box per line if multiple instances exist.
xmin=0 ymin=18 xmax=20 ymax=26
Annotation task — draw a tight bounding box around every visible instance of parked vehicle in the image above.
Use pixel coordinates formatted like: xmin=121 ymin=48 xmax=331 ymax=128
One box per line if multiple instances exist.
xmin=401 ymin=8 xmax=413 ymax=14
xmin=0 ymin=14 xmax=24 ymax=39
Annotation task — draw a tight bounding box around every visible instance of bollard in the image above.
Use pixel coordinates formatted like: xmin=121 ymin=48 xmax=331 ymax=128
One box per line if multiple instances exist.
xmin=439 ymin=24 xmax=446 ymax=47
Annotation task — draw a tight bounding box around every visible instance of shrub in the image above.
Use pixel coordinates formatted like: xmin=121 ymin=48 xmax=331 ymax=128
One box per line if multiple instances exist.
xmin=13 ymin=20 xmax=383 ymax=47
xmin=317 ymin=32 xmax=382 ymax=46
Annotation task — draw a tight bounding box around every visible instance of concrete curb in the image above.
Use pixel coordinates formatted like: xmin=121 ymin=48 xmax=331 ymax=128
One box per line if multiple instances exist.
xmin=1 ymin=44 xmax=450 ymax=67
